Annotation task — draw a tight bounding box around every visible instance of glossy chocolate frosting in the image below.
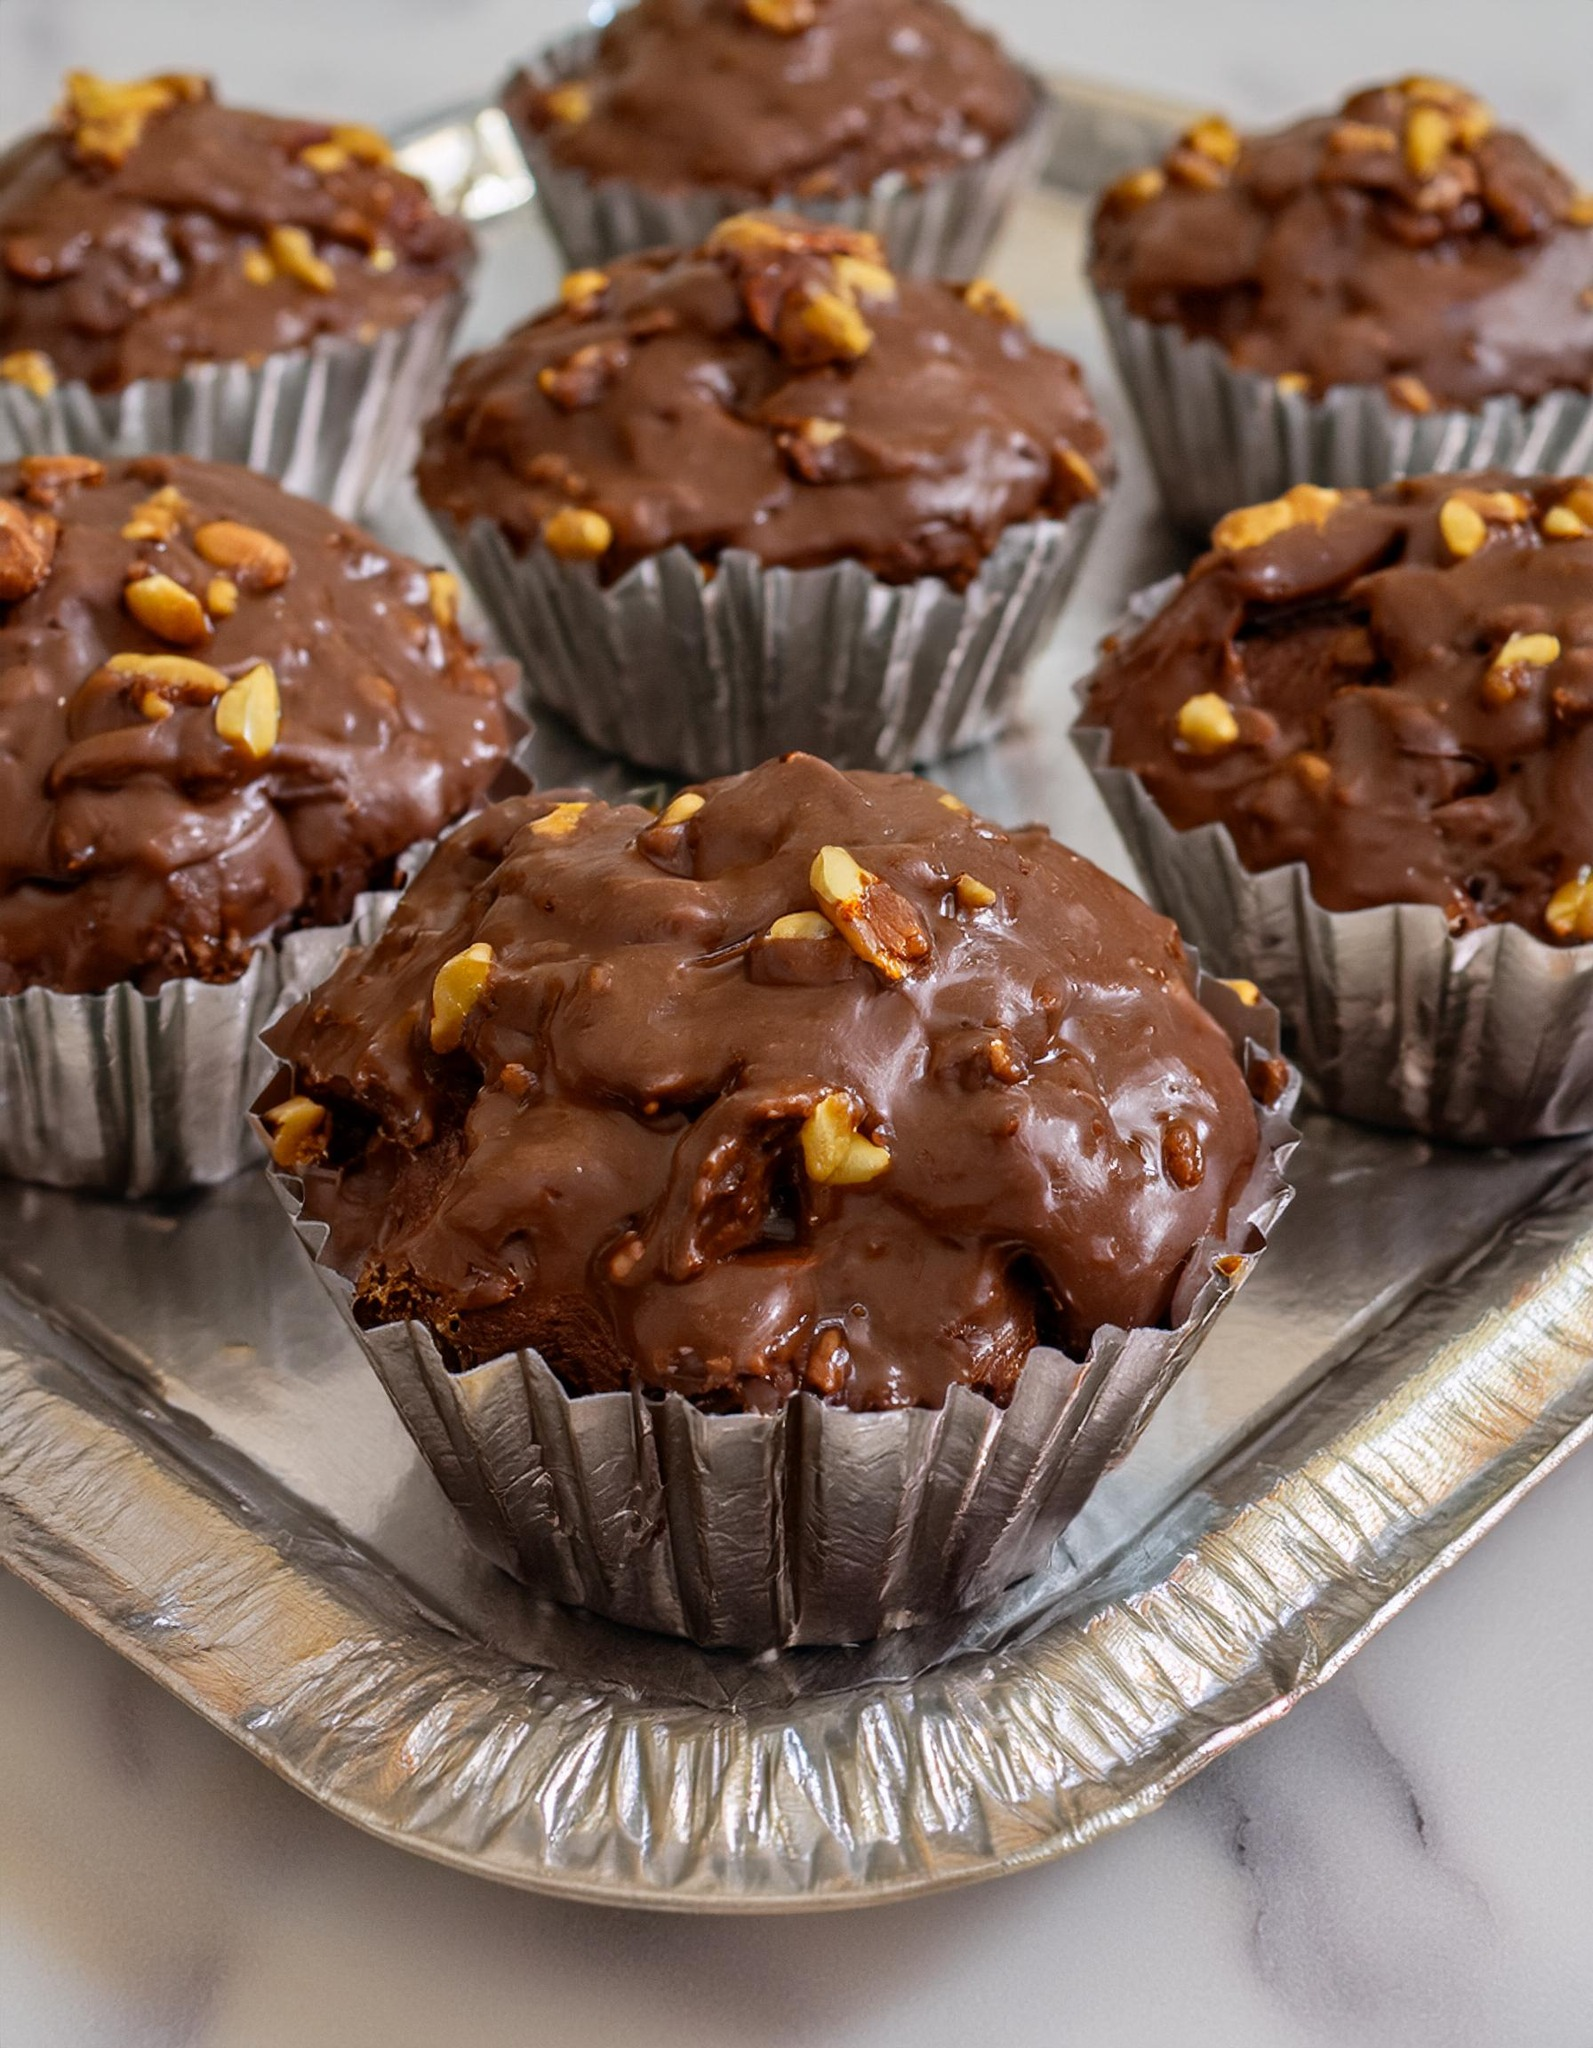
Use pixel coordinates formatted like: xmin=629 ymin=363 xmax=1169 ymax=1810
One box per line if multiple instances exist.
xmin=506 ymin=0 xmax=1034 ymax=201
xmin=269 ymin=753 xmax=1262 ymax=1413
xmin=0 ymin=73 xmax=472 ymax=395
xmin=1090 ymin=77 xmax=1593 ymax=410
xmin=0 ymin=454 xmax=511 ymax=996
xmin=416 ymin=214 xmax=1109 ymax=590
xmin=1081 ymin=472 xmax=1593 ymax=942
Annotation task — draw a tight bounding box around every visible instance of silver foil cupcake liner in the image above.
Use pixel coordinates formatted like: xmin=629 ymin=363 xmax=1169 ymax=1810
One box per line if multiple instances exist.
xmin=0 ymin=890 xmax=402 ymax=1201
xmin=0 ymin=292 xmax=464 ymax=519
xmin=507 ymin=28 xmax=1057 ymax=278
xmin=1093 ymin=291 xmax=1593 ymax=537
xmin=435 ymin=504 xmax=1101 ymax=776
xmin=1073 ymin=581 xmax=1593 ymax=1145
xmin=262 ymin=969 xmax=1298 ymax=1651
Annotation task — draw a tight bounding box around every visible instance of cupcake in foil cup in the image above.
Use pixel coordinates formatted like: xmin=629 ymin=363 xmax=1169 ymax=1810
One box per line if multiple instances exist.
xmin=258 ymin=760 xmax=1299 ymax=1649
xmin=0 ymin=73 xmax=474 ymax=517
xmin=0 ymin=454 xmax=519 ymax=1198
xmin=1087 ymin=79 xmax=1593 ymax=535
xmin=503 ymin=17 xmax=1055 ymax=279
xmin=417 ymin=212 xmax=1111 ymax=775
xmin=1073 ymin=475 xmax=1593 ymax=1145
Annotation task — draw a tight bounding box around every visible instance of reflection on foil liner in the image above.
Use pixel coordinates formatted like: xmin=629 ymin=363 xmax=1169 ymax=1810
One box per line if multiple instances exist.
xmin=1093 ymin=292 xmax=1593 ymax=537
xmin=1073 ymin=582 xmax=1593 ymax=1145
xmin=0 ymin=891 xmax=400 ymax=1200
xmin=434 ymin=505 xmax=1101 ymax=776
xmin=506 ymin=28 xmax=1058 ymax=279
xmin=0 ymin=293 xmax=464 ymax=519
xmin=260 ymin=969 xmax=1298 ymax=1652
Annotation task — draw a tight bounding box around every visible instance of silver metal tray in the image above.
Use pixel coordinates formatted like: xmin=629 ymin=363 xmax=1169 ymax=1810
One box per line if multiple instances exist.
xmin=3 ymin=73 xmax=1591 ymax=1913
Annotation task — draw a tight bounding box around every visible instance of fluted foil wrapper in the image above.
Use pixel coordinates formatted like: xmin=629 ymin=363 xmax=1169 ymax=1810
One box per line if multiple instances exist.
xmin=263 ymin=970 xmax=1297 ymax=1650
xmin=436 ymin=505 xmax=1100 ymax=775
xmin=0 ymin=891 xmax=403 ymax=1200
xmin=1093 ymin=291 xmax=1593 ymax=537
xmin=507 ymin=29 xmax=1057 ymax=278
xmin=1074 ymin=582 xmax=1593 ymax=1144
xmin=0 ymin=292 xmax=464 ymax=518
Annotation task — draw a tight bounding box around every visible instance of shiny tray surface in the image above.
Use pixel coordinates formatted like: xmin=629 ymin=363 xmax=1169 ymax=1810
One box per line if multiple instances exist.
xmin=2 ymin=74 xmax=1591 ymax=1911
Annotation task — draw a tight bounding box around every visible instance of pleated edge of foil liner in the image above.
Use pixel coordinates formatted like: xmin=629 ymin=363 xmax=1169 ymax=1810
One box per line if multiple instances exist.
xmin=430 ymin=499 xmax=1103 ymax=776
xmin=503 ymin=25 xmax=1059 ymax=278
xmin=0 ymin=288 xmax=465 ymax=520
xmin=1090 ymin=288 xmax=1593 ymax=536
xmin=1071 ymin=577 xmax=1593 ymax=1144
xmin=254 ymin=965 xmax=1300 ymax=1651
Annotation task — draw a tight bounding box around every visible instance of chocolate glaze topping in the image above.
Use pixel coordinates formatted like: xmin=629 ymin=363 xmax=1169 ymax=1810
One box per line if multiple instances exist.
xmin=1090 ymin=77 xmax=1593 ymax=410
xmin=506 ymin=0 xmax=1034 ymax=201
xmin=0 ymin=73 xmax=472 ymax=395
xmin=268 ymin=754 xmax=1262 ymax=1413
xmin=0 ymin=454 xmax=511 ymax=996
xmin=1081 ymin=472 xmax=1593 ymax=943
xmin=416 ymin=214 xmax=1109 ymax=590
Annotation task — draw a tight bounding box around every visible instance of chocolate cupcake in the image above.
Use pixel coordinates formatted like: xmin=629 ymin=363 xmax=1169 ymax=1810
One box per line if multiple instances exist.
xmin=504 ymin=0 xmax=1053 ymax=278
xmin=262 ymin=753 xmax=1296 ymax=1646
xmin=417 ymin=212 xmax=1109 ymax=773
xmin=1089 ymin=77 xmax=1593 ymax=533
xmin=0 ymin=72 xmax=473 ymax=513
xmin=0 ymin=453 xmax=514 ymax=1193
xmin=1075 ymin=472 xmax=1593 ymax=1142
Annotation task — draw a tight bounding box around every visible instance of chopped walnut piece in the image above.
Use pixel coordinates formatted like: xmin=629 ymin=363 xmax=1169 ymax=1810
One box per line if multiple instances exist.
xmin=809 ymin=844 xmax=930 ymax=982
xmin=214 ymin=662 xmax=281 ymax=760
xmin=799 ymin=1093 xmax=891 ymax=1186
xmin=430 ymin=942 xmax=495 ymax=1053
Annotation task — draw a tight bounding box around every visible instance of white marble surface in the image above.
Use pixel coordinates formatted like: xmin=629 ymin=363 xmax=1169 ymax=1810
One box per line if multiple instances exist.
xmin=3 ymin=4 xmax=1593 ymax=2043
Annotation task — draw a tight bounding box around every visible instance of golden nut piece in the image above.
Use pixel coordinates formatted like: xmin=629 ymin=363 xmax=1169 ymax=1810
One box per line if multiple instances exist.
xmin=108 ymin=652 xmax=230 ymax=715
xmin=124 ymin=571 xmax=209 ymax=646
xmin=1329 ymin=121 xmax=1399 ymax=154
xmin=0 ymin=499 xmax=58 ymax=602
xmin=1484 ymin=631 xmax=1561 ymax=706
xmin=744 ymin=0 xmax=818 ymax=30
xmin=1176 ymin=692 xmax=1241 ymax=754
xmin=1185 ymin=114 xmax=1241 ymax=167
xmin=809 ymin=843 xmax=930 ymax=982
xmin=429 ymin=942 xmax=496 ymax=1054
xmin=426 ymin=568 xmax=460 ymax=630
xmin=121 ymin=485 xmax=187 ymax=542
xmin=19 ymin=454 xmax=105 ymax=502
xmin=1054 ymin=445 xmax=1100 ymax=498
xmin=544 ymin=82 xmax=592 ymax=125
xmin=954 ymin=874 xmax=998 ymax=911
xmin=708 ymin=213 xmax=795 ymax=254
xmin=963 ymin=277 xmax=1021 ymax=323
xmin=299 ymin=140 xmax=350 ymax=175
xmin=267 ymin=224 xmax=335 ymax=295
xmin=800 ymin=290 xmax=873 ymax=360
xmin=1403 ymin=104 xmax=1452 ymax=179
xmin=1386 ymin=373 xmax=1434 ymax=414
xmin=214 ymin=661 xmax=281 ymax=760
xmin=0 ymin=350 xmax=56 ymax=398
xmin=329 ymin=122 xmax=394 ymax=166
xmin=207 ymin=577 xmax=238 ymax=617
xmin=657 ymin=790 xmax=705 ymax=827
xmin=833 ymin=253 xmax=897 ymax=304
xmin=767 ymin=911 xmax=835 ymax=942
xmin=1223 ymin=977 xmax=1264 ymax=1006
xmin=1212 ymin=482 xmax=1341 ymax=553
xmin=61 ymin=70 xmax=205 ymax=167
xmin=530 ymin=800 xmax=589 ymax=839
xmin=1439 ymin=494 xmax=1489 ymax=559
xmin=242 ymin=246 xmax=276 ymax=287
xmin=559 ymin=267 xmax=610 ymax=307
xmin=1543 ymin=504 xmax=1591 ymax=540
xmin=800 ymin=417 xmax=845 ymax=447
xmin=263 ymin=1094 xmax=329 ymax=1172
xmin=194 ymin=518 xmax=293 ymax=589
xmin=1275 ymin=371 xmax=1311 ymax=396
xmin=541 ymin=505 xmax=613 ymax=561
xmin=936 ymin=790 xmax=970 ymax=814
xmin=1566 ymin=193 xmax=1593 ymax=227
xmin=1545 ymin=872 xmax=1593 ymax=943
xmin=800 ymin=1093 xmax=892 ymax=1187
xmin=1110 ymin=166 xmax=1165 ymax=207
xmin=1456 ymin=488 xmax=1531 ymax=524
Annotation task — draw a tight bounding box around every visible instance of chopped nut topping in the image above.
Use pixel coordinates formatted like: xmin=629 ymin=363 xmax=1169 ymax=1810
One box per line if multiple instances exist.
xmin=804 ymin=1327 xmax=848 ymax=1397
xmin=545 ymin=82 xmax=592 ymax=125
xmin=810 ymin=844 xmax=930 ymax=982
xmin=241 ymin=246 xmax=276 ymax=287
xmin=124 ymin=571 xmax=209 ymax=646
xmin=1161 ymin=1118 xmax=1205 ymax=1190
xmin=1185 ymin=114 xmax=1241 ymax=167
xmin=1212 ymin=482 xmax=1341 ymax=553
xmin=657 ymin=790 xmax=705 ymax=827
xmin=537 ymin=338 xmax=629 ymax=410
xmin=1054 ymin=444 xmax=1100 ymax=498
xmin=1438 ymin=494 xmax=1488 ymax=558
xmin=1454 ymin=487 xmax=1531 ymax=524
xmin=743 ymin=0 xmax=818 ymax=29
xmin=962 ymin=277 xmax=1021 ymax=322
xmin=1386 ymin=373 xmax=1434 ymax=415
xmin=1484 ymin=631 xmax=1561 ymax=705
xmin=206 ymin=577 xmax=238 ymax=618
xmin=107 ymin=652 xmax=229 ymax=714
xmin=799 ymin=1093 xmax=891 ymax=1186
xmin=1275 ymin=371 xmax=1311 ymax=396
xmin=936 ymin=791 xmax=970 ymax=814
xmin=767 ymin=911 xmax=835 ymax=941
xmin=1403 ymin=104 xmax=1452 ymax=179
xmin=1329 ymin=121 xmax=1399 ymax=153
xmin=954 ymin=874 xmax=997 ymax=910
xmin=263 ymin=1095 xmax=329 ymax=1172
xmin=1294 ymin=751 xmax=1333 ymax=792
xmin=121 ymin=485 xmax=187 ymax=541
xmin=0 ymin=350 xmax=56 ymax=398
xmin=427 ymin=569 xmax=460 ymax=630
xmin=1110 ymin=166 xmax=1166 ymax=207
xmin=1167 ymin=146 xmax=1227 ymax=191
xmin=59 ymin=70 xmax=205 ymax=167
xmin=214 ymin=661 xmax=281 ymax=760
xmin=267 ymin=225 xmax=335 ymax=295
xmin=1222 ymin=977 xmax=1263 ymax=1006
xmin=833 ymin=254 xmax=897 ymax=304
xmin=299 ymin=141 xmax=349 ymax=175
xmin=330 ymin=122 xmax=395 ymax=167
xmin=19 ymin=455 xmax=105 ymax=506
xmin=799 ymin=417 xmax=845 ymax=448
xmin=707 ymin=213 xmax=797 ymax=254
xmin=1545 ymin=872 xmax=1593 ymax=942
xmin=0 ymin=499 xmax=57 ymax=602
xmin=530 ymin=800 xmax=589 ymax=839
xmin=1567 ymin=193 xmax=1593 ymax=227
xmin=986 ymin=1037 xmax=1025 ymax=1084
xmin=368 ymin=245 xmax=397 ymax=274
xmin=1543 ymin=504 xmax=1591 ymax=540
xmin=1175 ymin=692 xmax=1241 ymax=754
xmin=541 ymin=505 xmax=613 ymax=561
xmin=194 ymin=519 xmax=293 ymax=589
xmin=799 ymin=290 xmax=873 ymax=360
xmin=559 ymin=267 xmax=610 ymax=308
xmin=430 ymin=942 xmax=495 ymax=1053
